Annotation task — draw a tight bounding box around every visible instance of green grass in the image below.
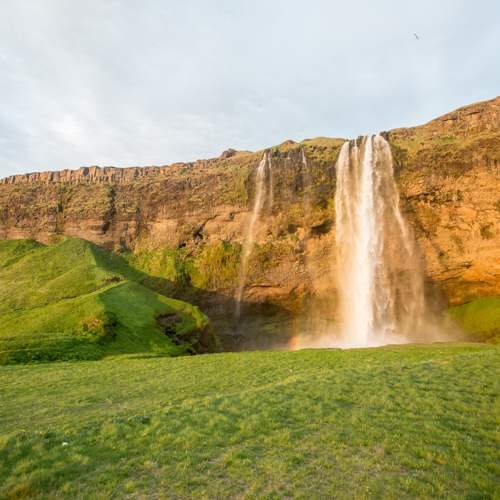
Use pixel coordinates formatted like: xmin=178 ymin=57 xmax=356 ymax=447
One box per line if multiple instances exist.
xmin=0 ymin=239 xmax=43 ymax=268
xmin=0 ymin=344 xmax=498 ymax=498
xmin=0 ymin=238 xmax=209 ymax=363
xmin=126 ymin=241 xmax=243 ymax=292
xmin=449 ymin=296 xmax=500 ymax=343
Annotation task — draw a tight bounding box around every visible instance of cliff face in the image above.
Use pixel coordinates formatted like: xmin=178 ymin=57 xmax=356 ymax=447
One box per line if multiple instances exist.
xmin=389 ymin=96 xmax=500 ymax=305
xmin=1 ymin=97 xmax=499 ymax=315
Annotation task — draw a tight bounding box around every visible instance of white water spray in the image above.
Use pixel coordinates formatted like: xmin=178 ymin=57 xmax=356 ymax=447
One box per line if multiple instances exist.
xmin=235 ymin=152 xmax=272 ymax=318
xmin=334 ymin=135 xmax=426 ymax=347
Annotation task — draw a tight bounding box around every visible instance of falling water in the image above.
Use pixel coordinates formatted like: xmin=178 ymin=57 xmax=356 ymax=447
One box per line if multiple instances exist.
xmin=301 ymin=148 xmax=312 ymax=221
xmin=235 ymin=152 xmax=271 ymax=318
xmin=267 ymin=156 xmax=274 ymax=212
xmin=334 ymin=134 xmax=426 ymax=347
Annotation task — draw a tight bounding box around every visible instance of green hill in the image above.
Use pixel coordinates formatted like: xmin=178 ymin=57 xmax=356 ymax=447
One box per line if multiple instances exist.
xmin=0 ymin=237 xmax=210 ymax=363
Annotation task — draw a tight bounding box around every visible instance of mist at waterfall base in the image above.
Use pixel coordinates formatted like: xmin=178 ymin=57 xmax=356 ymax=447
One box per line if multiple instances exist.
xmin=234 ymin=138 xmax=449 ymax=350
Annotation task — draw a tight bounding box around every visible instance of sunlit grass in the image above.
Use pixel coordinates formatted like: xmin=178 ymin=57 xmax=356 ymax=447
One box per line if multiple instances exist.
xmin=1 ymin=343 xmax=498 ymax=497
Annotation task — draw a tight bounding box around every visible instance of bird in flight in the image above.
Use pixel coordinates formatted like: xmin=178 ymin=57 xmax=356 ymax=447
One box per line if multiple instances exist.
xmin=414 ymin=33 xmax=420 ymax=40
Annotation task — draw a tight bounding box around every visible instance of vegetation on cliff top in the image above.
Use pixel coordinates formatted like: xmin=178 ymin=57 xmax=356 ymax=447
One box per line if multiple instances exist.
xmin=0 ymin=344 xmax=498 ymax=498
xmin=0 ymin=237 xmax=209 ymax=364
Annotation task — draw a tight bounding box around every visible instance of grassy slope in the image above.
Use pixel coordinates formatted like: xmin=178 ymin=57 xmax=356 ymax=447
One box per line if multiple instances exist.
xmin=0 ymin=238 xmax=208 ymax=363
xmin=0 ymin=344 xmax=498 ymax=498
xmin=449 ymin=296 xmax=500 ymax=342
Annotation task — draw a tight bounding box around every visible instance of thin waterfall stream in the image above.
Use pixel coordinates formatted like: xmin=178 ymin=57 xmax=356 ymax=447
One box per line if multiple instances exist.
xmin=235 ymin=152 xmax=271 ymax=318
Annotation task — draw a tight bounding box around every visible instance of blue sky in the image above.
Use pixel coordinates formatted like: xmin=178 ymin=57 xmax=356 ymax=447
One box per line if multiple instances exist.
xmin=0 ymin=0 xmax=498 ymax=177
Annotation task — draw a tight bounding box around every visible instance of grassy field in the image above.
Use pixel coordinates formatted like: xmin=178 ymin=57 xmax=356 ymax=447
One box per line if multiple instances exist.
xmin=1 ymin=237 xmax=499 ymax=497
xmin=0 ymin=343 xmax=498 ymax=498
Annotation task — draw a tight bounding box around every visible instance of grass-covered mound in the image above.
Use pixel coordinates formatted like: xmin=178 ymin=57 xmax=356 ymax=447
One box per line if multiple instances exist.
xmin=0 ymin=344 xmax=498 ymax=497
xmin=0 ymin=237 xmax=209 ymax=363
xmin=449 ymin=296 xmax=500 ymax=343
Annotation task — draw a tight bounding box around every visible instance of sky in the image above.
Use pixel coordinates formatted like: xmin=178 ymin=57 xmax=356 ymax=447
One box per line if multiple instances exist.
xmin=0 ymin=0 xmax=499 ymax=177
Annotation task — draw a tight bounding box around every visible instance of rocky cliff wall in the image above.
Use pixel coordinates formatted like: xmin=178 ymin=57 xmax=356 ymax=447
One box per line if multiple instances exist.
xmin=1 ymin=98 xmax=499 ymax=312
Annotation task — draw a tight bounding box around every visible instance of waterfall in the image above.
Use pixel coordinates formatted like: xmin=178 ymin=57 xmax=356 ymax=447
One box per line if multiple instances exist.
xmin=235 ymin=152 xmax=272 ymax=318
xmin=267 ymin=156 xmax=274 ymax=212
xmin=334 ymin=135 xmax=426 ymax=346
xmin=301 ymin=148 xmax=312 ymax=221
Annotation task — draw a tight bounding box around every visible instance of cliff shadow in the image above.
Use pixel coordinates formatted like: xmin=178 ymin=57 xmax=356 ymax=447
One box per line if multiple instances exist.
xmin=90 ymin=245 xmax=297 ymax=352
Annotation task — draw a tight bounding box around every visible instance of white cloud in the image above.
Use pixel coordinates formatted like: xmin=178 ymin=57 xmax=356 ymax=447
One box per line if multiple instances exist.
xmin=0 ymin=0 xmax=498 ymax=176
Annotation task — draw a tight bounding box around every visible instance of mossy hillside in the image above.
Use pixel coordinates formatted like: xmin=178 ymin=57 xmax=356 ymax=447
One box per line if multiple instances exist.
xmin=0 ymin=238 xmax=43 ymax=267
xmin=0 ymin=237 xmax=117 ymax=313
xmin=0 ymin=288 xmax=115 ymax=364
xmin=125 ymin=242 xmax=241 ymax=293
xmin=191 ymin=240 xmax=296 ymax=293
xmin=190 ymin=241 xmax=241 ymax=290
xmin=127 ymin=242 xmax=241 ymax=293
xmin=125 ymin=247 xmax=192 ymax=292
xmin=449 ymin=296 xmax=500 ymax=343
xmin=126 ymin=237 xmax=300 ymax=297
xmin=0 ymin=238 xmax=209 ymax=363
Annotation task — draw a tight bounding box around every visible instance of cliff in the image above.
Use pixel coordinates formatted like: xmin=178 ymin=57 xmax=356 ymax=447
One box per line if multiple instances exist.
xmin=1 ymin=97 xmax=499 ymax=321
xmin=389 ymin=96 xmax=499 ymax=304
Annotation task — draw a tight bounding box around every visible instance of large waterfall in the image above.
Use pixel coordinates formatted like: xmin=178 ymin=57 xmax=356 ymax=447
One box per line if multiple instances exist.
xmin=235 ymin=152 xmax=271 ymax=318
xmin=334 ymin=134 xmax=426 ymax=347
